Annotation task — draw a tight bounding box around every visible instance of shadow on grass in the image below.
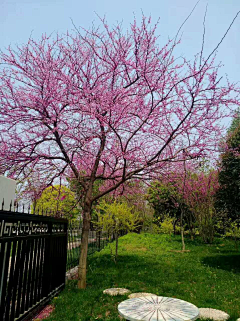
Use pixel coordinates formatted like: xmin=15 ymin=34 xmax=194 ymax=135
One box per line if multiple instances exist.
xmin=202 ymin=254 xmax=240 ymax=273
xmin=87 ymin=253 xmax=164 ymax=289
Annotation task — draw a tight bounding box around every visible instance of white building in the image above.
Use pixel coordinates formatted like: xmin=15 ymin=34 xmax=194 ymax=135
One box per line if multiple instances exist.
xmin=0 ymin=175 xmax=16 ymax=210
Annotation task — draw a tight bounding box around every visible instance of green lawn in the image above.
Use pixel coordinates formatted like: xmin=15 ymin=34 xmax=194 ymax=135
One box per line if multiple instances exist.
xmin=46 ymin=233 xmax=240 ymax=321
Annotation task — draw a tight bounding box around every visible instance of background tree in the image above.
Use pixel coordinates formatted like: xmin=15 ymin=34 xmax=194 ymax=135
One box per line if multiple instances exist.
xmin=33 ymin=185 xmax=80 ymax=219
xmin=147 ymin=180 xmax=181 ymax=234
xmin=183 ymin=170 xmax=219 ymax=243
xmin=0 ymin=15 xmax=239 ymax=288
xmin=148 ymin=167 xmax=219 ymax=243
xmin=215 ymin=113 xmax=240 ymax=223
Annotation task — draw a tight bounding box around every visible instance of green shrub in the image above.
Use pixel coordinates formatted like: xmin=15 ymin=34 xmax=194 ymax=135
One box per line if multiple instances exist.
xmin=159 ymin=216 xmax=174 ymax=235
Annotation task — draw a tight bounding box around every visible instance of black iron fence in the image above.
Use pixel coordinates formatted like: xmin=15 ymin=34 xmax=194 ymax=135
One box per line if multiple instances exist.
xmin=0 ymin=200 xmax=124 ymax=320
xmin=67 ymin=221 xmax=115 ymax=271
xmin=0 ymin=210 xmax=68 ymax=321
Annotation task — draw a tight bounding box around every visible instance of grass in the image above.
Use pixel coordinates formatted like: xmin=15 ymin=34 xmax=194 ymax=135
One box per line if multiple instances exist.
xmin=46 ymin=233 xmax=240 ymax=321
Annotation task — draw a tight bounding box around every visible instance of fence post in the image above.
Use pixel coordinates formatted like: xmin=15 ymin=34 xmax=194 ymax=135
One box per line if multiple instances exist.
xmin=96 ymin=230 xmax=101 ymax=251
xmin=63 ymin=221 xmax=68 ymax=284
xmin=42 ymin=221 xmax=53 ymax=297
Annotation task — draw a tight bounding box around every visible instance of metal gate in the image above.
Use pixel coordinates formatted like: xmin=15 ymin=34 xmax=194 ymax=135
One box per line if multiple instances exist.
xmin=0 ymin=210 xmax=68 ymax=321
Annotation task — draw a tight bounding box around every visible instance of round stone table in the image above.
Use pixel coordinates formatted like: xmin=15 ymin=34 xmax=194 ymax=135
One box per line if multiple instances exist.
xmin=118 ymin=296 xmax=199 ymax=321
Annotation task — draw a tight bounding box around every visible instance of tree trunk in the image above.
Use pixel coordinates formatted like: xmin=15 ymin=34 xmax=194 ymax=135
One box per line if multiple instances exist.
xmin=78 ymin=205 xmax=91 ymax=289
xmin=181 ymin=225 xmax=185 ymax=251
xmin=96 ymin=230 xmax=101 ymax=250
xmin=115 ymin=232 xmax=118 ymax=262
xmin=190 ymin=222 xmax=195 ymax=241
xmin=116 ymin=233 xmax=118 ymax=258
xmin=180 ymin=209 xmax=185 ymax=251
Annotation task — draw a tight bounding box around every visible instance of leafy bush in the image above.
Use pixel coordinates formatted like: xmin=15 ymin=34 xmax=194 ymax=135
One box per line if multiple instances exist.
xmin=159 ymin=216 xmax=174 ymax=235
xmin=225 ymin=220 xmax=240 ymax=250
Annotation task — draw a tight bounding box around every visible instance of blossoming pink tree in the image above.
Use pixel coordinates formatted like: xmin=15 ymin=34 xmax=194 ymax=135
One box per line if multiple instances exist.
xmin=0 ymin=16 xmax=239 ymax=288
xmin=184 ymin=170 xmax=219 ymax=243
xmin=149 ymin=157 xmax=220 ymax=246
xmin=170 ymin=164 xmax=219 ymax=244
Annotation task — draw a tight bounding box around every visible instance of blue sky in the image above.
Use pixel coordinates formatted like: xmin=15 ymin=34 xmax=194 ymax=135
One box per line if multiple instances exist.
xmin=1 ymin=0 xmax=240 ymax=125
xmin=1 ymin=0 xmax=239 ymax=81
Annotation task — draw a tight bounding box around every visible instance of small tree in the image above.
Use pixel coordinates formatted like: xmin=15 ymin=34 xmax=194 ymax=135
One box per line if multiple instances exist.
xmin=94 ymin=200 xmax=139 ymax=261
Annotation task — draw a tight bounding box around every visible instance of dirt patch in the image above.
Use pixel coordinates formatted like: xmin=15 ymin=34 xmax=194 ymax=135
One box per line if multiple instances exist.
xmin=124 ymin=245 xmax=148 ymax=252
xmin=169 ymin=250 xmax=191 ymax=253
